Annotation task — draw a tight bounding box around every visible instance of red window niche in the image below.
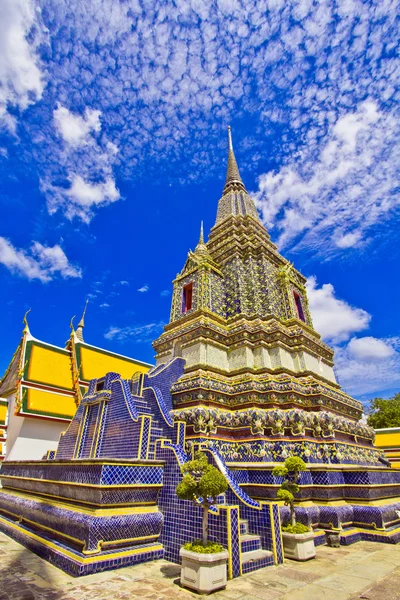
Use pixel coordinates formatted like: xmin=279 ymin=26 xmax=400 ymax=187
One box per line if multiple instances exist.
xmin=182 ymin=283 xmax=193 ymax=313
xmin=293 ymin=292 xmax=306 ymax=322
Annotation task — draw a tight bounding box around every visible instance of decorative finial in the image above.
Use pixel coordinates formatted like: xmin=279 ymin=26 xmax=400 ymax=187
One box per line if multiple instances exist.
xmin=199 ymin=221 xmax=204 ymax=244
xmin=194 ymin=221 xmax=210 ymax=258
xmin=223 ymin=126 xmax=246 ymax=195
xmin=70 ymin=316 xmax=76 ymax=332
xmin=228 ymin=125 xmax=233 ymax=151
xmin=75 ymin=300 xmax=88 ymax=342
xmin=23 ymin=309 xmax=31 ymax=334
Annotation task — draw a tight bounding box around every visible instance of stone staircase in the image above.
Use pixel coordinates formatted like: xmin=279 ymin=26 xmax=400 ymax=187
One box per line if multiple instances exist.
xmin=239 ymin=519 xmax=274 ymax=574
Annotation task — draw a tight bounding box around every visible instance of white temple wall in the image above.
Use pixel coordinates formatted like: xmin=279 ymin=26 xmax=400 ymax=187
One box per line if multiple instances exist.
xmin=278 ymin=347 xmax=296 ymax=371
xmin=206 ymin=344 xmax=230 ymax=371
xmin=229 ymin=346 xmax=254 ymax=370
xmin=302 ymin=352 xmax=336 ymax=383
xmin=5 ymin=395 xmax=66 ymax=461
xmin=253 ymin=346 xmax=271 ymax=369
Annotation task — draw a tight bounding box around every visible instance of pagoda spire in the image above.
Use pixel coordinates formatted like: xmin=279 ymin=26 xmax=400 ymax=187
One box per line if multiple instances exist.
xmin=76 ymin=300 xmax=88 ymax=342
xmin=199 ymin=220 xmax=204 ymax=244
xmin=194 ymin=221 xmax=211 ymax=259
xmin=223 ymin=126 xmax=247 ymax=195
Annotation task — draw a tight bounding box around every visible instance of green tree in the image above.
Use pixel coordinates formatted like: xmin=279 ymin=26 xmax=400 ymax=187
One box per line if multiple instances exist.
xmin=367 ymin=393 xmax=400 ymax=429
xmin=176 ymin=452 xmax=228 ymax=547
xmin=272 ymin=456 xmax=307 ymax=527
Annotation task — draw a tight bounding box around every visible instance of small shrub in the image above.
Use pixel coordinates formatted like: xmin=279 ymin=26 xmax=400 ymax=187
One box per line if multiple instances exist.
xmin=272 ymin=455 xmax=307 ymax=528
xmin=282 ymin=523 xmax=310 ymax=534
xmin=183 ymin=540 xmax=225 ymax=554
xmin=176 ymin=452 xmax=228 ymax=547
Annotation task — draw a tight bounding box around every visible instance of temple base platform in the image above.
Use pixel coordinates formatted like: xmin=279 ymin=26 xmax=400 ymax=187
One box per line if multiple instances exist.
xmin=0 ymin=514 xmax=163 ymax=576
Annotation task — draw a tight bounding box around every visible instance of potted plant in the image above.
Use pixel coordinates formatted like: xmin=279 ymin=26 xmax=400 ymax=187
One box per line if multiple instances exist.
xmin=272 ymin=456 xmax=316 ymax=561
xmin=176 ymin=452 xmax=229 ymax=594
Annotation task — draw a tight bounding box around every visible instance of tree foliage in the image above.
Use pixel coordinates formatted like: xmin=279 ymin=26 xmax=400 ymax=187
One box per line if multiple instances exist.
xmin=272 ymin=456 xmax=307 ymax=528
xmin=176 ymin=452 xmax=228 ymax=547
xmin=367 ymin=394 xmax=400 ymax=429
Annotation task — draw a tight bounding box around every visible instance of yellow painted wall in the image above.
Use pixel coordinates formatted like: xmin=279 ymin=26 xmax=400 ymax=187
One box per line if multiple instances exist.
xmin=80 ymin=346 xmax=150 ymax=381
xmin=375 ymin=428 xmax=400 ymax=469
xmin=374 ymin=430 xmax=400 ymax=448
xmin=28 ymin=344 xmax=73 ymax=390
xmin=25 ymin=388 xmax=77 ymax=418
xmin=0 ymin=403 xmax=7 ymax=424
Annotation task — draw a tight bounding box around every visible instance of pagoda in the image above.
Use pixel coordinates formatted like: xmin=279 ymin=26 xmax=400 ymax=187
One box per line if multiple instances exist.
xmin=153 ymin=127 xmax=377 ymax=467
xmin=0 ymin=129 xmax=399 ymax=579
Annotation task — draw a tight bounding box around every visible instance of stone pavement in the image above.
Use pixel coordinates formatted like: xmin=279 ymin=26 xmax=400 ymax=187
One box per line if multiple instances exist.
xmin=0 ymin=534 xmax=399 ymax=600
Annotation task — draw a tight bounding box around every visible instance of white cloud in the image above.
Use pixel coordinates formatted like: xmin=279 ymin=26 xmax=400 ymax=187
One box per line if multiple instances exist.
xmin=100 ymin=302 xmax=110 ymax=309
xmin=306 ymin=276 xmax=370 ymax=344
xmin=104 ymin=321 xmax=164 ymax=343
xmin=137 ymin=284 xmax=149 ymax=293
xmin=335 ymin=341 xmax=400 ymax=397
xmin=15 ymin=0 xmax=398 ymax=244
xmin=53 ymin=105 xmax=101 ymax=146
xmin=347 ymin=336 xmax=395 ymax=361
xmin=0 ymin=0 xmax=46 ymax=131
xmin=0 ymin=237 xmax=81 ymax=282
xmin=160 ymin=289 xmax=170 ymax=297
xmin=43 ymin=175 xmax=120 ymax=223
xmin=255 ymin=101 xmax=399 ymax=255
xmin=307 ymin=275 xmax=400 ymax=396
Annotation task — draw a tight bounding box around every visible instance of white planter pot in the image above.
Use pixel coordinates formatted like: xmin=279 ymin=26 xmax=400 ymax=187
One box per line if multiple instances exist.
xmin=180 ymin=547 xmax=229 ymax=594
xmin=282 ymin=531 xmax=316 ymax=561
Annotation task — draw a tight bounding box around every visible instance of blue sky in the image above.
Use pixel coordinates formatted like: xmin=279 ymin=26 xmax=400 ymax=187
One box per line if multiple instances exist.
xmin=0 ymin=0 xmax=399 ymax=405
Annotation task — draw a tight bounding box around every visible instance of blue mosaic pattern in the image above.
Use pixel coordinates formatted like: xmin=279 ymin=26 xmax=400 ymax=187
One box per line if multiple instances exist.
xmin=101 ymin=465 xmax=163 ymax=486
xmin=2 ymin=357 xmax=400 ymax=580
xmin=0 ymin=514 xmax=164 ymax=576
xmin=140 ymin=416 xmax=151 ymax=459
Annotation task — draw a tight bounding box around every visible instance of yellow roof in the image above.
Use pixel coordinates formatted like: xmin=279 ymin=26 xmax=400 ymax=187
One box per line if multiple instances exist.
xmin=0 ymin=330 xmax=152 ymax=422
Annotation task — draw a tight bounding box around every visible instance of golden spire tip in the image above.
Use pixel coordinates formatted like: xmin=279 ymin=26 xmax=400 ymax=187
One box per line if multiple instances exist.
xmin=23 ymin=309 xmax=31 ymax=334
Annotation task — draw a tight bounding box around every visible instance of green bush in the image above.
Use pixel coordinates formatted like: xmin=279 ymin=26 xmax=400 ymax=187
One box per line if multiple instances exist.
xmin=176 ymin=452 xmax=228 ymax=548
xmin=272 ymin=455 xmax=307 ymax=528
xmin=282 ymin=523 xmax=310 ymax=534
xmin=183 ymin=540 xmax=225 ymax=554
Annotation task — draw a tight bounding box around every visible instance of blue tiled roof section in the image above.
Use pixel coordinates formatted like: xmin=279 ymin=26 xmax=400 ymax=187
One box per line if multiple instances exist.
xmin=206 ymin=445 xmax=260 ymax=509
xmin=146 ymin=386 xmax=173 ymax=427
xmin=116 ymin=378 xmax=139 ymax=421
xmin=162 ymin=442 xmax=188 ymax=465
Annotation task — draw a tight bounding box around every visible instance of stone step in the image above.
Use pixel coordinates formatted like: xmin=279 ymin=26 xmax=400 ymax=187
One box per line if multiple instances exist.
xmin=241 ymin=534 xmax=262 ymax=553
xmin=241 ymin=549 xmax=274 ymax=574
xmin=239 ymin=519 xmax=249 ymax=535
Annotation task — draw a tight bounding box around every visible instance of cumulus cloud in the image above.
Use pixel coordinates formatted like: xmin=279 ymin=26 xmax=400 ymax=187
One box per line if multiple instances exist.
xmin=137 ymin=284 xmax=149 ymax=293
xmin=39 ymin=102 xmax=120 ymax=222
xmin=0 ymin=0 xmax=46 ymax=131
xmin=347 ymin=336 xmax=396 ymax=361
xmin=335 ymin=341 xmax=400 ymax=397
xmin=0 ymin=236 xmax=81 ymax=282
xmin=21 ymin=0 xmax=397 ymax=246
xmin=307 ymin=275 xmax=400 ymax=396
xmin=42 ymin=174 xmax=120 ymax=223
xmin=160 ymin=289 xmax=170 ymax=297
xmin=53 ymin=105 xmax=101 ymax=146
xmin=255 ymin=101 xmax=399 ymax=254
xmin=104 ymin=321 xmax=164 ymax=342
xmin=306 ymin=276 xmax=370 ymax=344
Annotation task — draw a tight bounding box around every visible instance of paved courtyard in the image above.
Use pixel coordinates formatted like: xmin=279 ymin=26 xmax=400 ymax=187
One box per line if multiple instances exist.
xmin=0 ymin=534 xmax=399 ymax=600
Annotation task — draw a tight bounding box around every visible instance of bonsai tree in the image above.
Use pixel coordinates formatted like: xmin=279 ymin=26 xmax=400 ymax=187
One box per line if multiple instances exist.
xmin=176 ymin=452 xmax=228 ymax=548
xmin=272 ymin=456 xmax=307 ymax=531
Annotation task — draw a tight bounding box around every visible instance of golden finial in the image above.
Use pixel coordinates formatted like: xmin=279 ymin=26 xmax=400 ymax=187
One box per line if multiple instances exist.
xmin=23 ymin=309 xmax=31 ymax=334
xmin=70 ymin=316 xmax=76 ymax=332
xmin=76 ymin=300 xmax=88 ymax=342
xmin=194 ymin=221 xmax=210 ymax=258
xmin=199 ymin=221 xmax=204 ymax=244
xmin=223 ymin=125 xmax=246 ymax=195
